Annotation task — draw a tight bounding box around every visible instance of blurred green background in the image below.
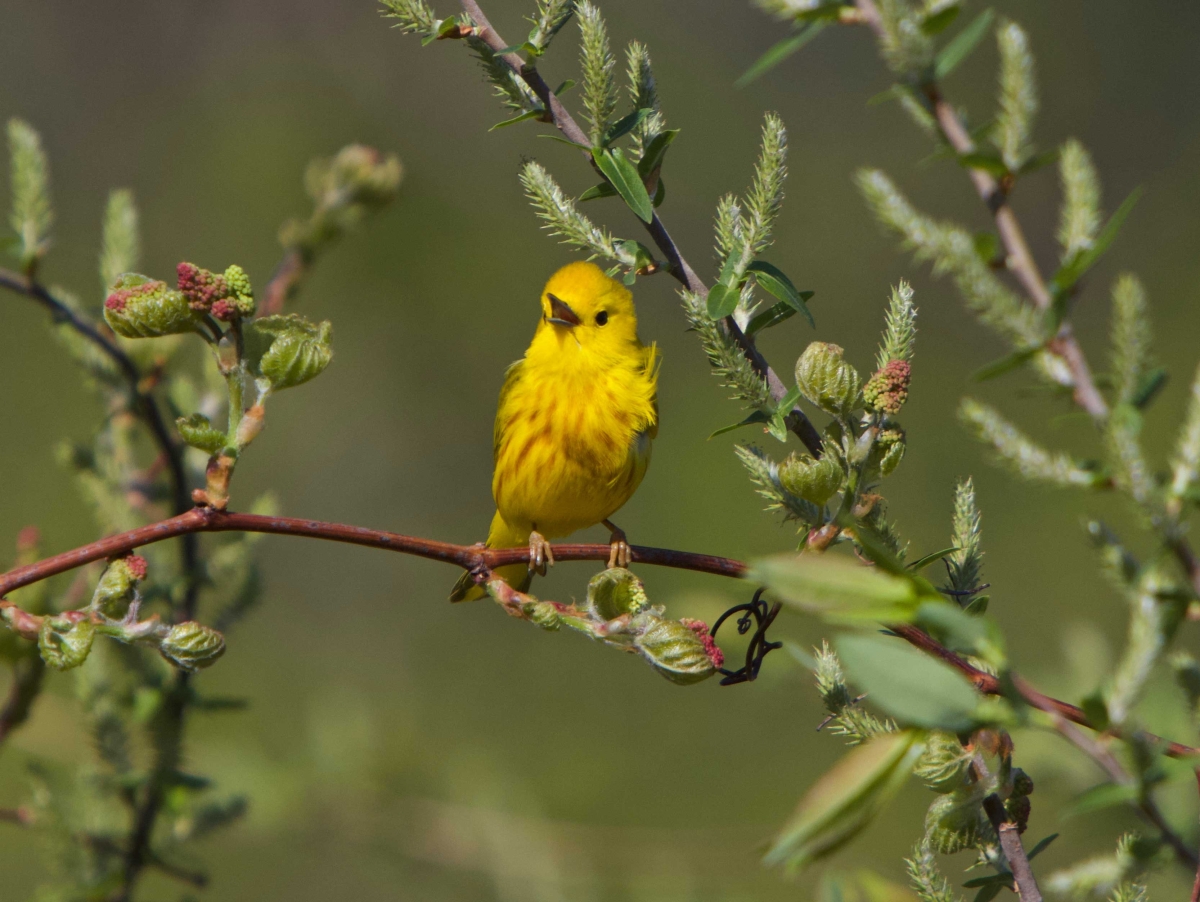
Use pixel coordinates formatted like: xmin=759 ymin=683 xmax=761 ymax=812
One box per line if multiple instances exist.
xmin=3 ymin=0 xmax=1200 ymax=898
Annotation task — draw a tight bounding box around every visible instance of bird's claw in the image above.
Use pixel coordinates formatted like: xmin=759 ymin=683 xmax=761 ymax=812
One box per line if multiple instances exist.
xmin=528 ymin=530 xmax=554 ymax=577
xmin=605 ymin=521 xmax=631 ymax=569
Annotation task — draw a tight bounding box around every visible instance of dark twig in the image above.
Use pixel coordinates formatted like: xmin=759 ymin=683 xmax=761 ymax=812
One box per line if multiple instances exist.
xmin=456 ymin=0 xmax=823 ymax=457
xmin=980 ymin=792 xmax=1043 ymax=902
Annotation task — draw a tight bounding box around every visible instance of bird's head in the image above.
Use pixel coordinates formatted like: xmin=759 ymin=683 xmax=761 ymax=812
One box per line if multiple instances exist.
xmin=535 ymin=261 xmax=640 ymax=357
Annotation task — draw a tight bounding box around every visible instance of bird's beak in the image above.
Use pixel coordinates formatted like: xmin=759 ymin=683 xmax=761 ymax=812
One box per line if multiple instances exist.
xmin=546 ymin=293 xmax=581 ymax=328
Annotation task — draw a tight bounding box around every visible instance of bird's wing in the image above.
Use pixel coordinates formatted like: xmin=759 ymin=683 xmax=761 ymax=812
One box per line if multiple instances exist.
xmin=493 ymin=358 xmax=526 ymax=462
xmin=641 ymin=343 xmax=660 ymax=440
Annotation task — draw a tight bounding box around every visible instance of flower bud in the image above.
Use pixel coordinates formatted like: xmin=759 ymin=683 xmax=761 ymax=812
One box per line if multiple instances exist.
xmin=586 ymin=567 xmax=650 ymax=621
xmin=92 ymin=555 xmax=148 ymax=616
xmin=633 ymin=615 xmax=720 ymax=685
xmin=223 ymin=264 xmax=255 ymax=316
xmin=1005 ymin=794 xmax=1031 ymax=833
xmin=252 ymin=314 xmax=333 ymax=391
xmin=862 ymin=359 xmax=912 ymax=414
xmin=39 ymin=616 xmax=95 ymax=671
xmin=525 ymin=600 xmax=562 ymax=630
xmin=320 ymin=144 xmax=403 ymax=208
xmin=177 ymin=262 xmax=228 ymax=311
xmin=778 ymin=453 xmax=844 ymax=506
xmin=104 ymin=274 xmax=201 ymax=338
xmin=159 ymin=621 xmax=225 ymax=671
xmin=795 ymin=342 xmax=861 ymax=418
xmin=870 ymin=427 xmax=906 ymax=478
xmin=913 ymin=731 xmax=970 ymax=793
xmin=1010 ymin=767 xmax=1034 ymax=797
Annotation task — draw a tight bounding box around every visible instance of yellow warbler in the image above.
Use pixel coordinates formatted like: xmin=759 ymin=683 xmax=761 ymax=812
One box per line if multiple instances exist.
xmin=451 ymin=261 xmax=660 ymax=601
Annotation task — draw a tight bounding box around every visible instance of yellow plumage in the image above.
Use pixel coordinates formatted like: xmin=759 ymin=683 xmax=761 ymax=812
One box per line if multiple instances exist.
xmin=451 ymin=261 xmax=659 ymax=601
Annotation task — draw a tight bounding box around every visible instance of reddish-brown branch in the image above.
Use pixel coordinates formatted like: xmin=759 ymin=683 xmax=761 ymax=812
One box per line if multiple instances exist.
xmin=2 ymin=506 xmax=1196 ymax=759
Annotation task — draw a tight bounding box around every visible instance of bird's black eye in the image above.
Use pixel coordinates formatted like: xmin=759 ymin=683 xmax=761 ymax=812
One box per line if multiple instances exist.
xmin=595 ymin=311 xmax=609 ymax=326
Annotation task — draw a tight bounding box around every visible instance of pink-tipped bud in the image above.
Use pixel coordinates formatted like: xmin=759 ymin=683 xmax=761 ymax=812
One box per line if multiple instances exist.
xmin=863 ymin=359 xmax=911 ymax=415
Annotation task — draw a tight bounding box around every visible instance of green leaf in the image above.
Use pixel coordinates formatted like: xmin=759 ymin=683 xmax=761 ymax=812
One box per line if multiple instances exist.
xmin=750 ymin=554 xmax=919 ymax=623
xmin=592 ymin=147 xmax=654 ymax=223
xmin=906 ymin=546 xmax=959 ymax=572
xmin=421 ymin=15 xmax=459 ymax=45
xmin=1049 ymin=187 xmax=1142 ymax=297
xmin=746 ymin=260 xmax=815 ymax=327
xmin=933 ymin=9 xmax=995 ymax=80
xmin=251 ymin=314 xmax=334 ymax=391
xmin=736 ymin=21 xmax=830 ymax=88
xmin=767 ymin=385 xmax=803 ymax=442
xmin=866 ymin=84 xmax=907 ymax=107
xmin=705 ymin=280 xmax=741 ymax=320
xmin=972 ymin=231 xmax=1000 ymax=264
xmin=1017 ymin=147 xmax=1060 ymax=175
xmin=971 ymin=345 xmax=1043 ymax=382
xmin=1061 ymin=782 xmax=1139 ymax=820
xmin=972 ymin=884 xmax=1004 ymax=902
xmin=176 ymin=413 xmax=228 ymax=455
xmin=921 ymin=4 xmax=961 ymax=35
xmin=1132 ymin=366 xmax=1168 ymax=410
xmin=835 ymin=633 xmax=983 ymax=731
xmin=602 ymin=107 xmax=653 ymax=146
xmin=913 ymin=601 xmax=1006 ymax=667
xmin=489 ymin=110 xmax=543 ymax=131
xmin=537 ymin=133 xmax=592 ymax=150
xmin=637 ymin=129 xmax=679 ymax=176
xmin=1025 ymin=833 xmax=1059 ymax=860
xmin=651 ymin=176 xmax=666 ymax=207
xmin=579 ymin=182 xmax=618 ymax=202
xmin=553 ymin=79 xmax=576 ymax=96
xmin=962 ymin=874 xmax=1014 ymax=890
xmin=746 ymin=300 xmax=798 ymax=338
xmin=708 ymin=409 xmax=771 ymax=439
xmin=763 ymin=730 xmax=924 ymax=871
xmin=957 ymin=152 xmax=1009 ymax=178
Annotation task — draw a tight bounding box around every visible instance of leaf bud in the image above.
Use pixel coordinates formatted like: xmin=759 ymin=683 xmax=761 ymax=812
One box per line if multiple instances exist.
xmin=633 ymin=615 xmax=721 ymax=685
xmin=925 ymin=788 xmax=990 ymax=854
xmin=177 ymin=413 xmax=228 ymax=455
xmin=795 ymin=342 xmax=862 ymax=418
xmin=913 ymin=730 xmax=970 ymax=793
xmin=223 ymin=264 xmax=255 ymax=316
xmin=321 ymin=144 xmax=404 ymax=209
xmin=525 ymin=600 xmax=562 ymax=630
xmin=39 ymin=616 xmax=95 ymax=671
xmin=877 ymin=428 xmax=906 ymax=477
xmin=778 ymin=453 xmax=844 ymax=506
xmin=253 ymin=314 xmax=333 ymax=390
xmin=862 ymin=359 xmax=912 ymax=414
xmin=159 ymin=621 xmax=226 ymax=671
xmin=104 ymin=273 xmax=200 ymax=338
xmin=92 ymin=554 xmax=148 ymax=616
xmin=586 ymin=567 xmax=651 ymax=621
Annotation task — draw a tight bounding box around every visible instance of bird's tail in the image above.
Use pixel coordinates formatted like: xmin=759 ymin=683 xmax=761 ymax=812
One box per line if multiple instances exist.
xmin=449 ymin=511 xmax=532 ymax=602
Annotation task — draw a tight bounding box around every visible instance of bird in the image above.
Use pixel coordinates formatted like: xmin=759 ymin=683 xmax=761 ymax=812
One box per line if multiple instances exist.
xmin=450 ymin=261 xmax=660 ymax=602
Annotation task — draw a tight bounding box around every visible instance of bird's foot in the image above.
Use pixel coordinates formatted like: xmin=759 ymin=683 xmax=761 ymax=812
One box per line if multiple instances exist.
xmin=528 ymin=530 xmax=554 ymax=577
xmin=603 ymin=519 xmax=631 ymax=569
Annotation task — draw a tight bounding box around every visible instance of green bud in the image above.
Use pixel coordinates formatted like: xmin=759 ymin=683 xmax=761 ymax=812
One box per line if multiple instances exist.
xmin=252 ymin=314 xmax=333 ymax=391
xmin=92 ymin=555 xmax=148 ymax=616
xmin=104 ymin=273 xmax=201 ymax=338
xmin=587 ymin=567 xmax=650 ymax=621
xmin=177 ymin=413 xmax=228 ymax=454
xmin=159 ymin=621 xmax=226 ymax=671
xmin=795 ymin=342 xmax=862 ymax=418
xmin=525 ymin=600 xmax=562 ymax=630
xmin=223 ymin=263 xmax=254 ymax=314
xmin=925 ymin=788 xmax=990 ymax=854
xmin=913 ymin=731 xmax=970 ymax=793
xmin=879 ymin=438 xmax=905 ymax=477
xmin=39 ymin=617 xmax=95 ymax=671
xmin=778 ymin=453 xmax=844 ymax=506
xmin=633 ymin=615 xmax=719 ymax=685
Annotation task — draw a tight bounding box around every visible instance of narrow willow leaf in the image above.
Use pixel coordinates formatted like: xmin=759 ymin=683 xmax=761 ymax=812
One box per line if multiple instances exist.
xmin=579 ymin=182 xmax=618 ymax=202
xmin=933 ymin=9 xmax=994 ymax=80
xmin=836 ymin=633 xmax=982 ymax=731
xmin=906 ymin=547 xmax=958 ymax=572
xmin=637 ymin=128 xmax=679 ymax=175
xmin=971 ymin=345 xmax=1043 ymax=382
xmin=489 ymin=110 xmax=542 ymax=131
xmin=921 ymin=4 xmax=961 ymax=36
xmin=763 ymin=730 xmax=924 ymax=871
xmin=750 ymin=554 xmax=919 ymax=623
xmin=747 ymin=261 xmax=815 ymax=326
xmin=1050 ymin=187 xmax=1142 ymax=297
xmin=957 ymin=152 xmax=1009 ymax=178
xmin=746 ymin=300 xmax=798 ymax=337
xmin=706 ymin=280 xmax=741 ymax=320
xmin=1060 ymin=783 xmax=1139 ymax=820
xmin=602 ymin=107 xmax=653 ymax=146
xmin=736 ymin=21 xmax=830 ymax=88
xmin=592 ymin=147 xmax=654 ymax=222
xmin=709 ymin=409 xmax=770 ymax=439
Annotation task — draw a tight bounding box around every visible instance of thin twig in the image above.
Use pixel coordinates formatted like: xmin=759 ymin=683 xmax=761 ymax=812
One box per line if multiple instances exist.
xmin=1028 ymin=695 xmax=1197 ymax=868
xmin=982 ymin=794 xmax=1042 ymax=902
xmin=457 ymin=0 xmax=823 ymax=457
xmin=259 ymin=248 xmax=306 ymax=318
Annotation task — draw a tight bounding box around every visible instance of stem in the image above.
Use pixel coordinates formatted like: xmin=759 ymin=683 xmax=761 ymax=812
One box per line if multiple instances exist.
xmin=0 ymin=506 xmax=1195 ymax=759
xmin=982 ymin=794 xmax=1043 ymax=902
xmin=456 ymin=0 xmax=822 ymax=458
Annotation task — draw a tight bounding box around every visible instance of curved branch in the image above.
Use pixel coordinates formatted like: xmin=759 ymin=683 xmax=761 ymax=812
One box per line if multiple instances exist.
xmin=1 ymin=505 xmax=1196 ymax=760
xmin=457 ymin=0 xmax=823 ymax=457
